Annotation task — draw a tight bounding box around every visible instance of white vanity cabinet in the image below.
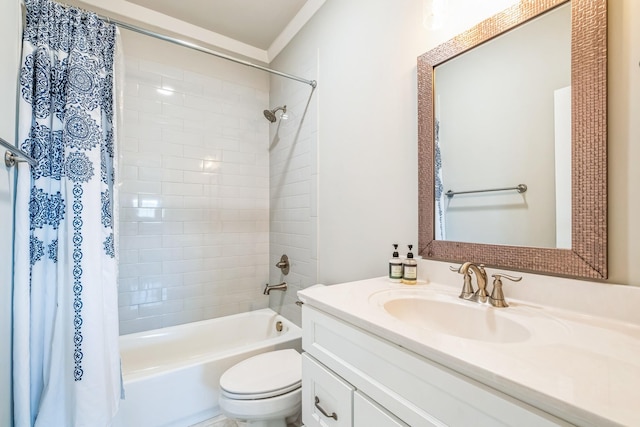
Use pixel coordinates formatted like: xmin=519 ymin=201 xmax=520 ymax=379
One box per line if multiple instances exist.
xmin=302 ymin=353 xmax=408 ymax=427
xmin=353 ymin=391 xmax=408 ymax=427
xmin=301 ymin=305 xmax=572 ymax=427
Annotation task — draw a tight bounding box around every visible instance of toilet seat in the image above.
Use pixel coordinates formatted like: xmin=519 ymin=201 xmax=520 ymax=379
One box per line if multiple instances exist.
xmin=220 ymin=349 xmax=301 ymax=400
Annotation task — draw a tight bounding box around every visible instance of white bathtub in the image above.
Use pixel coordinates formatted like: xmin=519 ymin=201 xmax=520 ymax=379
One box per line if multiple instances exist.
xmin=113 ymin=308 xmax=302 ymax=427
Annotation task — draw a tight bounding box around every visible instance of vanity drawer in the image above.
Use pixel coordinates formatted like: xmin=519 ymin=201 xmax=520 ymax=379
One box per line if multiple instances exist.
xmin=354 ymin=391 xmax=410 ymax=427
xmin=302 ymin=353 xmax=354 ymax=427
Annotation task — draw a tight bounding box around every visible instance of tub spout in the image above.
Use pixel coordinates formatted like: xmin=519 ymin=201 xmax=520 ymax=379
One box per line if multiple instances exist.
xmin=264 ymin=282 xmax=287 ymax=295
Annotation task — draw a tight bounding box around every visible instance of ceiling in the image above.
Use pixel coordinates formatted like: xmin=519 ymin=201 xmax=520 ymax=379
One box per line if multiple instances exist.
xmin=125 ymin=0 xmax=308 ymax=51
xmin=67 ymin=0 xmax=324 ymax=62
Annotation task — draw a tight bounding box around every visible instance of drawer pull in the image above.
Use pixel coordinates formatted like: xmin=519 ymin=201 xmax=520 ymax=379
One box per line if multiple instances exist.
xmin=314 ymin=396 xmax=338 ymax=420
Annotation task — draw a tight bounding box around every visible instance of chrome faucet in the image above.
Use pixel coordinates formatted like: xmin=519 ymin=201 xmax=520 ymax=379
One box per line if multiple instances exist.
xmin=451 ymin=263 xmax=522 ymax=307
xmin=263 ymin=281 xmax=287 ymax=295
xmin=488 ymin=273 xmax=522 ymax=307
xmin=450 ymin=262 xmax=488 ymax=302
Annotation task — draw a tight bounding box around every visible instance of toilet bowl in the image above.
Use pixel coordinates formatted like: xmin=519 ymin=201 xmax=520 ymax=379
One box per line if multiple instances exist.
xmin=219 ymin=349 xmax=302 ymax=427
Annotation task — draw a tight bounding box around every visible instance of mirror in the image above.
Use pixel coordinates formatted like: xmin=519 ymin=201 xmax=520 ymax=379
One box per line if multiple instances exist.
xmin=418 ymin=0 xmax=607 ymax=279
xmin=435 ymin=3 xmax=571 ymax=249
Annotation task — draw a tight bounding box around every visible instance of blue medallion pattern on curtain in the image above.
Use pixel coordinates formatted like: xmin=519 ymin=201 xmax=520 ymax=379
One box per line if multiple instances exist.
xmin=14 ymin=0 xmax=121 ymax=425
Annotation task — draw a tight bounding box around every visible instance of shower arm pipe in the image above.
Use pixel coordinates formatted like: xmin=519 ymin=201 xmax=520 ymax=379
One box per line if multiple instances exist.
xmin=105 ymin=17 xmax=317 ymax=89
xmin=1 ymin=136 xmax=37 ymax=167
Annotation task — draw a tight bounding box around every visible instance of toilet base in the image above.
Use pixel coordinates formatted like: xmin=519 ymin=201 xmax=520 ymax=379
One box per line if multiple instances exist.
xmin=236 ymin=420 xmax=284 ymax=427
xmin=219 ymin=388 xmax=301 ymax=427
xmin=229 ymin=411 xmax=300 ymax=427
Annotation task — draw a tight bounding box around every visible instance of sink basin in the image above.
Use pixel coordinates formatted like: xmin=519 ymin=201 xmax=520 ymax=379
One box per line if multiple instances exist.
xmin=383 ymin=297 xmax=531 ymax=343
xmin=373 ymin=291 xmax=532 ymax=343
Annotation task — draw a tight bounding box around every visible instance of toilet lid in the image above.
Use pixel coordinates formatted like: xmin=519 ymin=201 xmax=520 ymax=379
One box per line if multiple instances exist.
xmin=220 ymin=349 xmax=302 ymax=400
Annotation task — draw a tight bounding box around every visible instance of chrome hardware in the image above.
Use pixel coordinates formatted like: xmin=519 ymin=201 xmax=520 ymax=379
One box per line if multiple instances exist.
xmin=83 ymin=17 xmax=317 ymax=88
xmin=489 ymin=273 xmax=522 ymax=308
xmin=263 ymin=281 xmax=287 ymax=295
xmin=450 ymin=265 xmax=474 ymax=299
xmin=275 ymin=254 xmax=290 ymax=275
xmin=4 ymin=151 xmax=16 ymax=167
xmin=1 ymin=136 xmax=37 ymax=167
xmin=295 ymin=300 xmax=304 ymax=306
xmin=445 ymin=183 xmax=527 ymax=199
xmin=314 ymin=396 xmax=338 ymax=421
xmin=5 ymin=150 xmax=35 ymax=167
xmin=275 ymin=321 xmax=283 ymax=332
xmin=452 ymin=264 xmax=522 ymax=308
xmin=453 ymin=262 xmax=488 ymax=303
xmin=460 ymin=273 xmax=474 ymax=299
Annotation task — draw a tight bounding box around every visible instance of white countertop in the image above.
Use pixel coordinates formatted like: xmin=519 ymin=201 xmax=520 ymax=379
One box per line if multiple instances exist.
xmin=298 ymin=277 xmax=640 ymax=427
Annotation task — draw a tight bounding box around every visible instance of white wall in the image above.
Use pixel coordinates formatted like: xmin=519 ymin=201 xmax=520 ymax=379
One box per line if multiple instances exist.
xmin=267 ymin=50 xmax=318 ymax=325
xmin=608 ymin=0 xmax=640 ymax=286
xmin=0 ymin=0 xmax=21 ymax=423
xmin=270 ymin=0 xmax=519 ymax=286
xmin=273 ymin=0 xmax=640 ymax=287
xmin=117 ymin=30 xmax=272 ymax=333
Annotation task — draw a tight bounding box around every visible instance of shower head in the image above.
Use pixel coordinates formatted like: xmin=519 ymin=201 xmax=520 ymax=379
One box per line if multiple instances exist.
xmin=263 ymin=109 xmax=277 ymax=123
xmin=263 ymin=105 xmax=287 ymax=123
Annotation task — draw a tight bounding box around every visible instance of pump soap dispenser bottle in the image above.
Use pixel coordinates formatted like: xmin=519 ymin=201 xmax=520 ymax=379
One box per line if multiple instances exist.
xmin=389 ymin=244 xmax=403 ymax=283
xmin=402 ymin=244 xmax=417 ymax=285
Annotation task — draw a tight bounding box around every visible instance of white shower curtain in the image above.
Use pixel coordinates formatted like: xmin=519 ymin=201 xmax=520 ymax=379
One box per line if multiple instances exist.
xmin=434 ymin=118 xmax=446 ymax=240
xmin=13 ymin=0 xmax=121 ymax=425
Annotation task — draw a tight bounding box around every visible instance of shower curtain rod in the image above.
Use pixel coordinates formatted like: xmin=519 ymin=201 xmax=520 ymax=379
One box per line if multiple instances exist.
xmin=104 ymin=16 xmax=317 ymax=89
xmin=1 ymin=136 xmax=37 ymax=167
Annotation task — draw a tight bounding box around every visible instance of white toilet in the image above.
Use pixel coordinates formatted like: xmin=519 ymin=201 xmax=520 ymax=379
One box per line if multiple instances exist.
xmin=219 ymin=349 xmax=302 ymax=427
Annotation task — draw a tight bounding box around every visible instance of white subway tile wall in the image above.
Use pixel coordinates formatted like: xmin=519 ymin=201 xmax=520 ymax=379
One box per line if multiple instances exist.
xmin=118 ymin=53 xmax=270 ymax=334
xmin=268 ymin=51 xmax=319 ymax=325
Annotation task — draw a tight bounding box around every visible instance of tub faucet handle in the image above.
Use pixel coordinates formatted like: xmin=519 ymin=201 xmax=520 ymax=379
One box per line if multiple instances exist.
xmin=275 ymin=254 xmax=289 ymax=275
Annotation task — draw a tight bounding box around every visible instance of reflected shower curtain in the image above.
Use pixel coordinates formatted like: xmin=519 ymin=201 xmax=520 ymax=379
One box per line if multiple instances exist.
xmin=13 ymin=0 xmax=121 ymax=425
xmin=434 ymin=119 xmax=446 ymax=240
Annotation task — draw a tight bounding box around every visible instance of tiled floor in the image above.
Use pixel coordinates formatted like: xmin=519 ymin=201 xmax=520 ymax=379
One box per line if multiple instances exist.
xmin=190 ymin=416 xmax=302 ymax=427
xmin=189 ymin=416 xmax=237 ymax=427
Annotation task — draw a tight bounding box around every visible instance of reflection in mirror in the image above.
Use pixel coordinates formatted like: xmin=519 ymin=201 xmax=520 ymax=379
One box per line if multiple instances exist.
xmin=418 ymin=0 xmax=607 ymax=279
xmin=434 ymin=3 xmax=571 ymax=248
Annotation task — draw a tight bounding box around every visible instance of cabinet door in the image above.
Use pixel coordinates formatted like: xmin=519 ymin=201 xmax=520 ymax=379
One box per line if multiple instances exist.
xmin=354 ymin=392 xmax=412 ymax=427
xmin=302 ymin=354 xmax=353 ymax=427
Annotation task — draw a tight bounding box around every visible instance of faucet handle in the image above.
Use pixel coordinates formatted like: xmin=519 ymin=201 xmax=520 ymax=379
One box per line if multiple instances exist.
xmin=275 ymin=254 xmax=290 ymax=275
xmin=459 ymin=273 xmax=474 ymax=300
xmin=492 ymin=273 xmax=522 ymax=283
xmin=450 ymin=265 xmax=475 ymax=300
xmin=489 ymin=273 xmax=522 ymax=307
